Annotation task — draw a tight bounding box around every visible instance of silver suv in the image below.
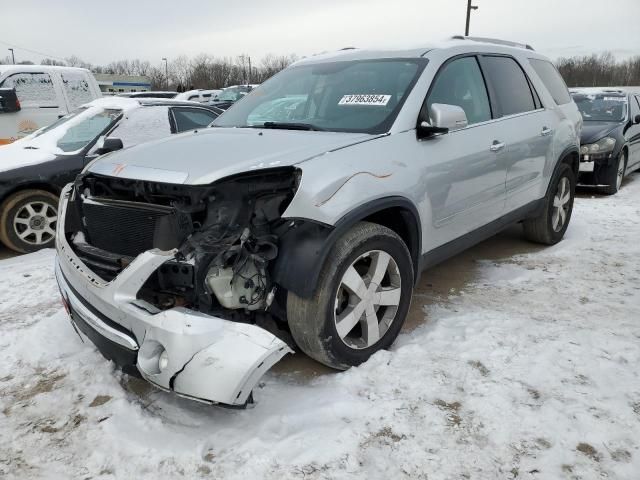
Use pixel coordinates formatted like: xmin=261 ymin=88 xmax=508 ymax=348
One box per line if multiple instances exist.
xmin=55 ymin=37 xmax=581 ymax=406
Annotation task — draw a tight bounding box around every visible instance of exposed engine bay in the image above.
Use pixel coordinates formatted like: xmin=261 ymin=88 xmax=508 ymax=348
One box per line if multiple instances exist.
xmin=63 ymin=168 xmax=301 ymax=327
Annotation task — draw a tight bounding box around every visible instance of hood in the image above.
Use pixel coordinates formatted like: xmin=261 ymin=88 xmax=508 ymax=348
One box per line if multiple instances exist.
xmin=0 ymin=142 xmax=56 ymax=174
xmin=580 ymin=121 xmax=621 ymax=144
xmin=87 ymin=127 xmax=375 ymax=185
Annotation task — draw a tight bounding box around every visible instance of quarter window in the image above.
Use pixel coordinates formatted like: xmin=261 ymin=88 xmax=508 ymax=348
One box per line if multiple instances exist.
xmin=0 ymin=72 xmax=57 ymax=107
xmin=426 ymin=56 xmax=491 ymax=125
xmin=481 ymin=56 xmax=536 ymax=116
xmin=528 ymin=58 xmax=571 ymax=105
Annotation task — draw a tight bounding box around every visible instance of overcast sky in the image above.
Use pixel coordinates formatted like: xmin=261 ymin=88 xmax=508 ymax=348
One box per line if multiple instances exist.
xmin=2 ymin=0 xmax=639 ymax=66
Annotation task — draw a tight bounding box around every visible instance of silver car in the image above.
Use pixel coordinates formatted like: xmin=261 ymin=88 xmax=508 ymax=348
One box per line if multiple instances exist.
xmin=55 ymin=37 xmax=581 ymax=407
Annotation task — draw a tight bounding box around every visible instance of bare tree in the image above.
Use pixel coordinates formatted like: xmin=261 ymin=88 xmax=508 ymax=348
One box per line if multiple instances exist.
xmin=259 ymin=54 xmax=298 ymax=82
xmin=65 ymin=55 xmax=91 ymax=69
xmin=2 ymin=52 xmax=298 ymax=89
xmin=41 ymin=58 xmax=66 ymax=66
xmin=147 ymin=66 xmax=167 ymax=90
xmin=170 ymin=55 xmax=192 ymax=90
xmin=556 ymin=53 xmax=640 ymax=87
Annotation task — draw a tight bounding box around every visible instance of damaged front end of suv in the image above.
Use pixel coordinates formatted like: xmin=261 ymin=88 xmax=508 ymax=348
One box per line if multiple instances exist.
xmin=55 ymin=167 xmax=305 ymax=406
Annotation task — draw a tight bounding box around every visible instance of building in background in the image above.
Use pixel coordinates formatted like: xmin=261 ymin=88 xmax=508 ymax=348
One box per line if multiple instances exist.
xmin=94 ymin=74 xmax=151 ymax=95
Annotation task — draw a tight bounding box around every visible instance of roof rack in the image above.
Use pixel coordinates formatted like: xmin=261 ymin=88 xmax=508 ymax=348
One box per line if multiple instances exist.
xmin=451 ymin=35 xmax=535 ymax=51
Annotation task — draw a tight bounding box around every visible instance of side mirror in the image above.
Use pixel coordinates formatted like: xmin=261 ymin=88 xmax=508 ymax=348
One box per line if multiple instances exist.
xmin=95 ymin=137 xmax=124 ymax=155
xmin=418 ymin=103 xmax=468 ymax=139
xmin=634 ymin=114 xmax=640 ymax=125
xmin=0 ymin=88 xmax=21 ymax=113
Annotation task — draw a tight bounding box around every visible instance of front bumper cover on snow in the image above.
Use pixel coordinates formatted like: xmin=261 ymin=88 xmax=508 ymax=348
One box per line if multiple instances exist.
xmin=54 ymin=186 xmax=292 ymax=406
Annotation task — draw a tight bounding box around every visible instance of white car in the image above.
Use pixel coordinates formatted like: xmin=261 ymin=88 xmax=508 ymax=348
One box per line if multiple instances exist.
xmin=175 ymin=89 xmax=221 ymax=103
xmin=0 ymin=65 xmax=102 ymax=145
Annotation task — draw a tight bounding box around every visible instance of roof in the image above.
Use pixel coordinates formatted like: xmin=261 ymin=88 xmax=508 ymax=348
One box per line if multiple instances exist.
xmin=0 ymin=65 xmax=91 ymax=75
xmin=570 ymin=87 xmax=640 ymax=95
xmin=293 ymin=36 xmax=542 ymax=66
xmin=84 ymin=97 xmax=221 ymax=111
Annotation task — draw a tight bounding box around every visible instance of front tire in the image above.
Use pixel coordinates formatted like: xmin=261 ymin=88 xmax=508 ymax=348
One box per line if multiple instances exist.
xmin=0 ymin=190 xmax=58 ymax=253
xmin=523 ymin=163 xmax=575 ymax=245
xmin=287 ymin=222 xmax=414 ymax=370
xmin=601 ymin=151 xmax=626 ymax=195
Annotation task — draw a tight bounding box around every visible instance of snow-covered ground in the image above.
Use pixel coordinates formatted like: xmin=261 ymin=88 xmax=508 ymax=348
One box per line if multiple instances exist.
xmin=1 ymin=175 xmax=639 ymax=480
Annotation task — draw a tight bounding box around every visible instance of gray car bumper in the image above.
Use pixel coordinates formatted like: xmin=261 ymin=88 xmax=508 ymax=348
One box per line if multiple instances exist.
xmin=54 ymin=185 xmax=292 ymax=406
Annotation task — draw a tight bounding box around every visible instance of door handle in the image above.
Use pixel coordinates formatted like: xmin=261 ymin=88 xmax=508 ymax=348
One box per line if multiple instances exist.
xmin=490 ymin=141 xmax=506 ymax=152
xmin=541 ymin=127 xmax=553 ymax=136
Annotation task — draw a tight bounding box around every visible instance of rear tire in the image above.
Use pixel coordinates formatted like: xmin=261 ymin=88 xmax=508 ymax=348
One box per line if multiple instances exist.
xmin=523 ymin=163 xmax=575 ymax=245
xmin=0 ymin=190 xmax=59 ymax=253
xmin=601 ymin=151 xmax=626 ymax=195
xmin=287 ymin=222 xmax=414 ymax=370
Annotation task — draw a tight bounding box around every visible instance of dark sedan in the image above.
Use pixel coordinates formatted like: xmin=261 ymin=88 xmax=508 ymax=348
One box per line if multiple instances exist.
xmin=0 ymin=98 xmax=221 ymax=253
xmin=572 ymin=89 xmax=640 ymax=194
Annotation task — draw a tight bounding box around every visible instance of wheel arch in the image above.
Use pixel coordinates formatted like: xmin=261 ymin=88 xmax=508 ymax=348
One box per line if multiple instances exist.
xmin=0 ymin=182 xmax=61 ymax=206
xmin=621 ymin=144 xmax=629 ymax=167
xmin=559 ymin=145 xmax=579 ymax=178
xmin=543 ymin=145 xmax=578 ymax=201
xmin=271 ymin=196 xmax=422 ymax=298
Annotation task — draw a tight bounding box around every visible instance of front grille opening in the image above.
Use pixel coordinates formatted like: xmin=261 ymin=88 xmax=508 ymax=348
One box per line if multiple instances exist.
xmin=82 ymin=198 xmax=175 ymax=257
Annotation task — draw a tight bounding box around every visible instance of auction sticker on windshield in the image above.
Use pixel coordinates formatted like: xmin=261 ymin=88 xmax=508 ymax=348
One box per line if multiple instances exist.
xmin=339 ymin=94 xmax=391 ymax=106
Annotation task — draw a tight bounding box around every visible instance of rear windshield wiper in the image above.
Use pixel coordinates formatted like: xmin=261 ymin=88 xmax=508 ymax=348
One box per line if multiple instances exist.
xmin=261 ymin=122 xmax=325 ymax=131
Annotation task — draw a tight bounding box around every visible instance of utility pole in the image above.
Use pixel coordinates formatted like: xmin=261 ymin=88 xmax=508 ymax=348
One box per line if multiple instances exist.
xmin=248 ymin=56 xmax=252 ymax=84
xmin=8 ymin=48 xmax=15 ymax=64
xmin=465 ymin=0 xmax=478 ymax=36
xmin=162 ymin=57 xmax=168 ymax=90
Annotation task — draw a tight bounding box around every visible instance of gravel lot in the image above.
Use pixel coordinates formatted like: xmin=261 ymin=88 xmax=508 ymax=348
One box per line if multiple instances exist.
xmin=1 ymin=174 xmax=639 ymax=480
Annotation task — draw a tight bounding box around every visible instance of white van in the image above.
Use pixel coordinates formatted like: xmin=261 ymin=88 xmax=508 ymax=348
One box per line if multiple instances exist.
xmin=0 ymin=65 xmax=101 ymax=145
xmin=174 ymin=89 xmax=221 ymax=103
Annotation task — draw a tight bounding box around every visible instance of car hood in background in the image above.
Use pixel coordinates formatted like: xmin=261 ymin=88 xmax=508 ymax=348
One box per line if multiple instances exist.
xmin=580 ymin=121 xmax=621 ymax=144
xmin=87 ymin=127 xmax=376 ymax=185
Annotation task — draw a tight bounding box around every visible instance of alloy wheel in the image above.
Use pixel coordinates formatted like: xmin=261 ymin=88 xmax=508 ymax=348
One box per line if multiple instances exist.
xmin=334 ymin=250 xmax=402 ymax=349
xmin=13 ymin=201 xmax=57 ymax=245
xmin=551 ymin=176 xmax=571 ymax=232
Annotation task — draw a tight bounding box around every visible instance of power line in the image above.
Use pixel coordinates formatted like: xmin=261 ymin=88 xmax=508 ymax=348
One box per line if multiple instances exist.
xmin=0 ymin=39 xmax=66 ymax=61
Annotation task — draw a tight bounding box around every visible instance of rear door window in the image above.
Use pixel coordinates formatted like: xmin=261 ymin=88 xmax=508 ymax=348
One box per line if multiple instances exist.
xmin=426 ymin=56 xmax=492 ymax=125
xmin=0 ymin=72 xmax=57 ymax=107
xmin=528 ymin=58 xmax=571 ymax=105
xmin=61 ymin=71 xmax=94 ymax=109
xmin=172 ymin=107 xmax=219 ymax=132
xmin=481 ymin=56 xmax=537 ymax=117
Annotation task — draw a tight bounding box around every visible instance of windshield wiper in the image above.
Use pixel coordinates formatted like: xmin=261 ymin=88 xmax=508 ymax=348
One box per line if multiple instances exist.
xmin=261 ymin=122 xmax=325 ymax=131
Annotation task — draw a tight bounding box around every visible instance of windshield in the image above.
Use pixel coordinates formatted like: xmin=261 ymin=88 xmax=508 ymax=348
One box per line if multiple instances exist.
xmin=572 ymin=93 xmax=627 ymax=122
xmin=32 ymin=108 xmax=89 ymax=138
xmin=56 ymin=109 xmax=121 ymax=152
xmin=26 ymin=106 xmax=122 ymax=153
xmin=214 ymin=59 xmax=425 ymax=134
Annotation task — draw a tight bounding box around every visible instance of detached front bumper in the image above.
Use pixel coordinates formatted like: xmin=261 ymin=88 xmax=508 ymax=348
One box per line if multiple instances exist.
xmin=55 ymin=185 xmax=292 ymax=406
xmin=578 ymin=152 xmax=617 ymax=186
